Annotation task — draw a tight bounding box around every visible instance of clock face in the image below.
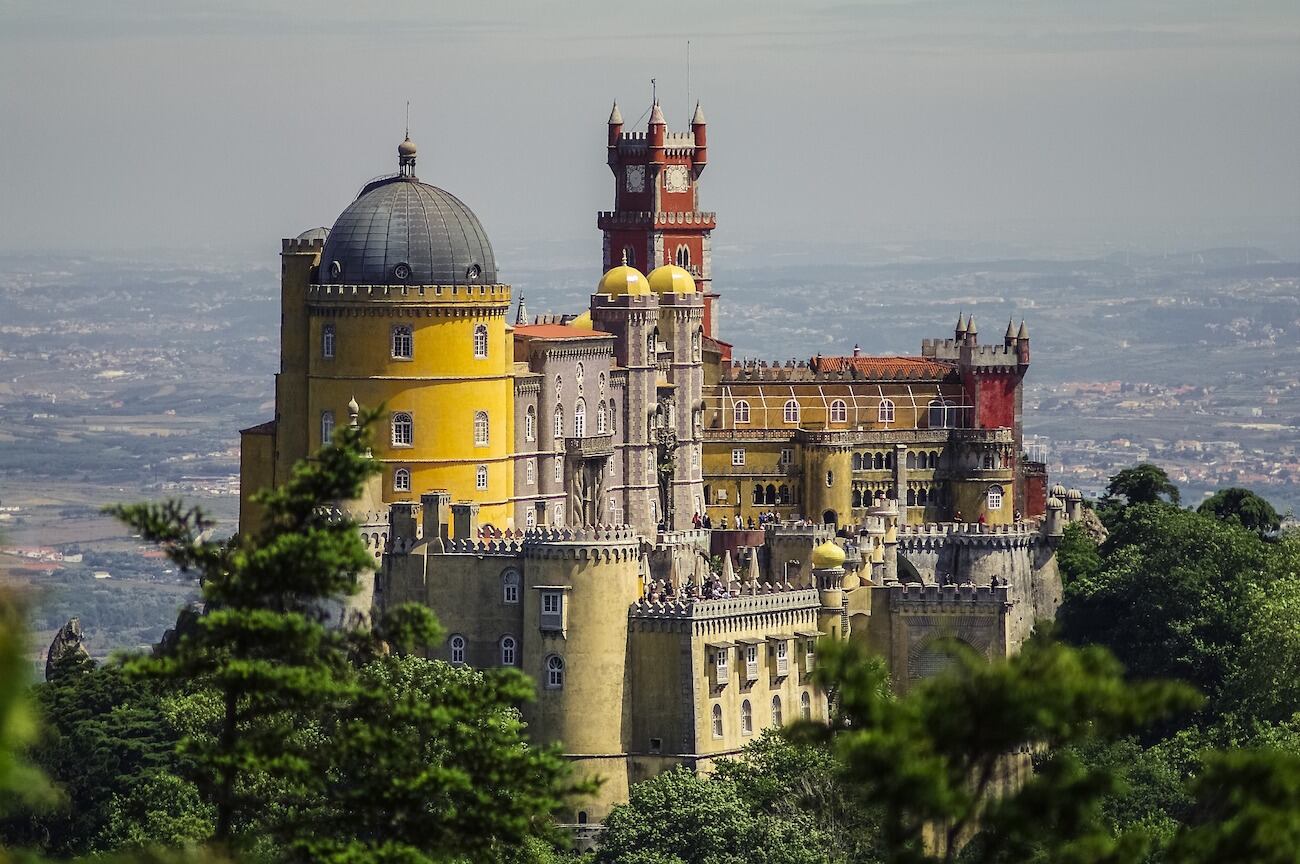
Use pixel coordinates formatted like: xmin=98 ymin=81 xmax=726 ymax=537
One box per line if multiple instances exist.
xmin=625 ymin=165 xmax=645 ymax=192
xmin=664 ymin=165 xmax=689 ymax=193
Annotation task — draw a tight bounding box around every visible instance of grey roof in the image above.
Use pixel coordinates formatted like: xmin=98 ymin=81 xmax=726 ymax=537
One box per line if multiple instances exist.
xmin=317 ymin=176 xmax=497 ymax=286
xmin=296 ymin=226 xmax=330 ymax=241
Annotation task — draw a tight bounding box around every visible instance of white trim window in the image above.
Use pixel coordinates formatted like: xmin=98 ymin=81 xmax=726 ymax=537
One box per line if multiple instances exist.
xmin=391 ymin=412 xmax=413 ymax=447
xmin=771 ymin=695 xmax=783 ymax=727
xmin=553 ymin=405 xmax=564 ymax=440
xmin=525 ymin=406 xmax=536 ymax=442
xmin=321 ymin=324 xmax=335 ymax=359
xmin=474 ymin=411 xmax=489 ymax=447
xmin=476 ymin=465 xmax=488 ymax=491
xmin=574 ymin=399 xmax=586 ymax=438
xmin=554 ymin=459 xmax=562 ymax=484
xmin=830 ymin=399 xmax=847 ymax=423
xmin=391 ymin=325 xmax=413 ymax=359
xmin=502 ymin=569 xmax=520 ymax=604
xmin=780 ymin=448 xmax=793 ymax=467
xmin=553 ymin=504 xmax=564 ymax=526
xmin=472 ymin=324 xmax=488 ymax=359
xmin=987 ymin=484 xmax=1004 ymax=510
xmin=320 ymin=410 xmax=335 ymax=445
xmin=784 ymin=399 xmax=800 ymax=424
xmin=711 ymin=703 xmax=723 ymax=738
xmin=741 ymin=699 xmax=753 ymax=736
xmin=733 ymin=400 xmax=750 ymax=425
xmin=393 ymin=466 xmax=411 ymax=492
xmin=596 ymin=402 xmax=608 ymax=434
xmin=879 ymin=399 xmax=895 ymax=424
xmin=732 ymin=448 xmax=745 ymax=466
xmin=500 ymin=635 xmax=517 ymax=666
xmin=801 ymin=690 xmax=812 ymax=720
xmin=449 ymin=634 xmax=466 ymax=665
xmin=545 ymin=654 xmax=564 ymax=689
xmin=525 ymin=508 xmax=536 ymax=529
xmin=526 ymin=460 xmax=536 ymax=486
xmin=676 ymin=244 xmax=691 ymax=268
xmin=609 ymin=399 xmax=617 ymax=434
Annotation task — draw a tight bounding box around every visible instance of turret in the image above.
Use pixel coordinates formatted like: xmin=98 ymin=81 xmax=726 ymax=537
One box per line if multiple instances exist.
xmin=966 ymin=315 xmax=978 ymax=346
xmin=648 ymin=100 xmax=666 ymax=167
xmin=690 ymin=101 xmax=707 ymax=170
xmin=955 ymin=313 xmax=967 ymax=343
xmin=607 ymin=101 xmax=623 ymax=158
xmin=1015 ymin=320 xmax=1030 ymax=364
xmin=811 ymin=541 xmax=846 ymax=640
xmin=1004 ymin=318 xmax=1016 ymax=349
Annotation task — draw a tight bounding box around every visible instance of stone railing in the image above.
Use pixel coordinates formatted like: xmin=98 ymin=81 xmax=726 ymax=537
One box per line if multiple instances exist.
xmin=889 ymin=583 xmax=1011 ymax=607
xmin=629 ymin=587 xmax=820 ymax=620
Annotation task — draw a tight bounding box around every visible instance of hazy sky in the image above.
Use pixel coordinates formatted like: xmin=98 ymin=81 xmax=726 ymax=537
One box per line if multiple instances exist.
xmin=2 ymin=0 xmax=1297 ymax=262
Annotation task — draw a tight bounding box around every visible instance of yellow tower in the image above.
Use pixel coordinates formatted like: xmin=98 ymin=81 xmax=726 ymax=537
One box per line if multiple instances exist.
xmin=241 ymin=137 xmax=516 ymax=532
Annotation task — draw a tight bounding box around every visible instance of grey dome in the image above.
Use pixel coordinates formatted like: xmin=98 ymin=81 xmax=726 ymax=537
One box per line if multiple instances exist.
xmin=318 ymin=176 xmax=497 ymax=286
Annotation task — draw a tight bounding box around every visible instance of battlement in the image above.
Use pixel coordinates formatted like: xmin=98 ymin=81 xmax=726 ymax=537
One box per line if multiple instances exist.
xmin=654 ymin=528 xmax=710 ymax=549
xmin=591 ymin=292 xmax=659 ymax=309
xmin=306 ymin=283 xmax=511 ymax=304
xmin=596 ymin=211 xmax=717 ymax=228
xmin=920 ymin=339 xmax=1025 ymax=370
xmin=629 ymin=587 xmax=820 ymax=620
xmin=889 ymin=582 xmax=1011 ymax=607
xmin=521 ymin=525 xmax=642 ymax=562
xmin=282 ymin=237 xmax=325 ymax=253
xmin=895 ymin=521 xmax=1039 ymax=551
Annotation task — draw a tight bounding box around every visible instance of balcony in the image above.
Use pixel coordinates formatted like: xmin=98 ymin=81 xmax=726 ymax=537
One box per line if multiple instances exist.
xmin=564 ymin=434 xmax=614 ymax=459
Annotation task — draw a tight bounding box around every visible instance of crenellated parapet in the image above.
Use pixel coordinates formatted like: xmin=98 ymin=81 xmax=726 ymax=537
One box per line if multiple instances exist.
xmin=282 ymin=236 xmax=325 ymax=254
xmin=306 ymin=282 xmax=511 ymax=305
xmin=890 ymin=582 xmax=1012 ymax=609
xmin=896 ymin=521 xmax=1040 ymax=552
xmin=520 ymin=524 xmax=641 ymax=562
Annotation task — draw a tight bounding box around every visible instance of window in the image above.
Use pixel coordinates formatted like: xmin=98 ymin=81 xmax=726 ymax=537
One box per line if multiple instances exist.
xmin=987 ymin=484 xmax=1004 ymax=510
xmin=711 ymin=703 xmax=723 ymax=738
xmin=575 ymin=362 xmax=584 ymax=388
xmin=879 ymin=399 xmax=895 ymax=423
xmin=714 ymin=648 xmax=730 ymax=683
xmin=393 ymin=466 xmax=411 ymax=492
xmin=599 ymin=372 xmax=606 ymax=396
xmin=741 ymin=699 xmax=753 ymax=735
xmin=928 ymin=399 xmax=954 ymax=429
xmin=476 ymin=465 xmax=488 ymax=490
xmin=391 ymin=325 xmax=413 ymax=359
xmin=783 ymin=399 xmax=800 ymax=424
xmin=596 ymin=402 xmax=608 ymax=434
xmin=500 ymin=635 xmax=517 ymax=666
xmin=745 ymin=644 xmax=759 ymax=680
xmin=473 ymin=324 xmax=488 ymax=359
xmin=676 ymin=245 xmax=691 ymax=268
xmin=391 ymin=412 xmax=413 ymax=447
xmin=553 ymin=405 xmax=564 ymax=440
xmin=320 ymin=410 xmax=335 ymax=445
xmin=801 ymin=691 xmax=812 ymax=720
xmin=449 ymin=634 xmax=465 ymax=665
xmin=732 ymin=448 xmax=745 ymax=466
xmin=609 ymin=399 xmax=617 ymax=434
xmin=541 ymin=591 xmax=563 ymax=630
xmin=907 ymin=452 xmax=917 ymax=470
xmin=775 ymin=640 xmax=789 ymax=676
xmin=691 ymin=446 xmax=699 ymax=468
xmin=826 ymin=470 xmax=834 ymax=488
xmin=525 ymin=508 xmax=536 ymax=529
xmin=554 ymin=459 xmax=562 ymax=483
xmin=502 ymin=569 xmax=520 ymax=604
xmin=526 ymin=460 xmax=536 ymax=485
xmin=545 ymin=654 xmax=564 ymax=689
xmin=771 ymin=695 xmax=783 ymax=727
xmin=574 ymin=399 xmax=586 ymax=437
xmin=647 ymin=331 xmax=656 ymax=359
xmin=578 ymin=811 xmax=588 ymax=825
xmin=321 ymin=324 xmax=335 ymax=359
xmin=830 ymin=399 xmax=847 ymax=423
xmin=525 ymin=406 xmax=536 ymax=442
xmin=692 ymin=328 xmax=702 ymax=362
xmin=555 ymin=374 xmax=562 ymax=398
xmin=780 ymin=448 xmax=793 ymax=466
xmin=734 ymin=400 xmax=750 ymax=424
xmin=553 ymin=504 xmax=564 ymax=526
xmin=474 ymin=411 xmax=489 ymax=446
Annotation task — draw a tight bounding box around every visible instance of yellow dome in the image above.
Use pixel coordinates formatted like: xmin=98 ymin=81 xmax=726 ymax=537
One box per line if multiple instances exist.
xmin=811 ymin=541 xmax=846 ymax=569
xmin=598 ymin=265 xmax=650 ymax=296
xmin=647 ymin=264 xmax=696 ymax=295
xmin=570 ymin=310 xmax=593 ymax=330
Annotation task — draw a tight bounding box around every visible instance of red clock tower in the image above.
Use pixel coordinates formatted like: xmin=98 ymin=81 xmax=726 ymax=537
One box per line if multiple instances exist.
xmin=599 ymin=100 xmax=722 ymax=340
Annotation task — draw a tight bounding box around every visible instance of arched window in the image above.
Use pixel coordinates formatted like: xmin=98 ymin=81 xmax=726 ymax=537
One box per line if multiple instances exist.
xmin=476 ymin=465 xmax=488 ymax=491
xmin=874 ymin=452 xmax=885 ymax=470
xmin=473 ymin=411 xmax=489 ymax=446
xmin=646 ymin=331 xmax=656 ymax=359
xmin=765 ymin=484 xmax=777 ymax=506
xmin=929 ymin=451 xmax=939 ymax=469
xmin=502 ymin=569 xmax=520 ymax=604
xmin=771 ymin=695 xmax=783 ymax=727
xmin=829 ymin=399 xmax=847 ymax=423
xmin=525 ymin=509 xmax=536 ymax=529
xmin=500 ymin=635 xmax=517 ymax=666
xmin=852 ymin=453 xmax=862 ymax=470
xmin=783 ymin=400 xmax=800 ymax=424
xmin=545 ymin=654 xmax=564 ymax=689
xmin=525 ymin=406 xmax=536 ymax=442
xmin=853 ymin=489 xmax=863 ymax=508
xmin=391 ymin=412 xmax=413 ymax=447
xmin=987 ymin=485 xmax=1004 ymax=510
xmin=449 ymin=635 xmax=465 ymax=665
xmin=321 ymin=324 xmax=335 ymax=359
xmin=553 ymin=504 xmax=564 ymax=526
xmin=918 ymin=487 xmax=929 ymax=506
xmin=692 ymin=328 xmax=702 ymax=362
xmin=885 ymin=451 xmax=895 ymax=469
xmin=711 ymin=703 xmax=723 ymax=738
xmin=599 ymin=371 xmax=606 ymax=395
xmin=753 ymin=484 xmax=764 ymax=505
xmin=391 ymin=325 xmax=413 ymax=359
xmin=907 ymin=488 xmax=917 ymax=507
xmin=555 ymin=374 xmax=563 ymax=398
xmin=734 ymin=400 xmax=750 ymax=424
xmin=553 ymin=405 xmax=564 ymax=440
xmin=906 ymin=452 xmax=917 ymax=470
xmin=741 ymin=700 xmax=753 ymax=736
xmin=393 ymin=466 xmax=411 ymax=492
xmin=578 ymin=812 xmax=588 ymax=826
xmin=575 ymin=362 xmax=584 ymax=388
xmin=800 ymin=691 xmax=811 ymax=720
xmin=609 ymin=400 xmax=617 ymax=434
xmin=676 ymin=245 xmax=690 ymax=268
xmin=878 ymin=399 xmax=895 ymax=423
xmin=554 ymin=459 xmax=562 ymax=483
xmin=596 ymin=402 xmax=608 ymax=434
xmin=526 ymin=460 xmax=536 ymax=485
xmin=928 ymin=399 xmax=950 ymax=429
xmin=472 ymin=324 xmax=488 ymax=359
xmin=574 ymin=399 xmax=586 ymax=437
xmin=320 ymin=410 xmax=335 ymax=445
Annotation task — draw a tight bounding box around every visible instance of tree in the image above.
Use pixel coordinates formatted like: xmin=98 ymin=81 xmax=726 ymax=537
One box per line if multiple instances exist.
xmin=1167 ymin=749 xmax=1300 ymax=863
xmin=802 ymin=634 xmax=1201 ymax=864
xmin=1055 ymin=523 xmax=1102 ymax=587
xmin=0 ymin=593 xmax=59 ymax=823
xmin=1104 ymin=464 xmax=1181 ymax=508
xmin=1197 ymin=488 xmax=1280 ymax=537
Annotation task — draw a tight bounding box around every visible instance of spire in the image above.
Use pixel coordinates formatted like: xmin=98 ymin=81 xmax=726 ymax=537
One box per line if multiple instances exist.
xmin=397 ymin=135 xmax=417 ymax=177
xmin=955 ymin=312 xmax=967 ymax=335
xmin=1006 ymin=318 xmax=1016 ymax=340
xmin=608 ymin=101 xmax=623 ymax=125
xmin=691 ymin=100 xmax=706 ymax=125
xmin=966 ymin=315 xmax=977 ymax=336
xmin=620 ymin=248 xmax=629 ymax=267
xmin=649 ymin=100 xmax=666 ymax=126
xmin=1017 ymin=319 xmax=1029 ymax=340
xmin=515 ymin=294 xmax=529 ymax=326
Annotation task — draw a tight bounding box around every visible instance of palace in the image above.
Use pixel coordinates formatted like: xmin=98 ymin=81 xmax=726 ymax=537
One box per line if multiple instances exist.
xmin=238 ymin=101 xmax=1082 ymax=829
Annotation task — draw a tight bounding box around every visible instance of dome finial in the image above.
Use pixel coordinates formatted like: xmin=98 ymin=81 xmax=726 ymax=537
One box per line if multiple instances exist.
xmin=398 ymin=104 xmax=417 ymax=178
xmin=621 ymin=248 xmax=629 ymax=266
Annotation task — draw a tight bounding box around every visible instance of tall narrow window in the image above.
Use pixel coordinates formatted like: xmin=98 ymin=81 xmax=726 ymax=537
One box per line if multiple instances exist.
xmin=741 ymin=700 xmax=753 ymax=735
xmin=321 ymin=324 xmax=335 ymax=359
xmin=771 ymin=695 xmax=783 ymax=727
xmin=554 ymin=459 xmax=562 ymax=483
xmin=526 ymin=460 xmax=536 ymax=485
xmin=500 ymin=636 xmax=517 ymax=666
xmin=554 ymin=405 xmax=564 ymax=440
xmin=474 ymin=411 xmax=489 ymax=446
xmin=878 ymin=399 xmax=895 ymax=424
xmin=391 ymin=325 xmax=413 ymax=359
xmin=783 ymin=400 xmax=800 ymax=424
xmin=801 ymin=691 xmax=812 ymax=720
xmin=734 ymin=400 xmax=750 ymax=424
xmin=472 ymin=324 xmax=488 ymax=359
xmin=676 ymin=245 xmax=690 ymax=268
xmin=391 ymin=412 xmax=413 ymax=447
xmin=393 ymin=466 xmax=411 ymax=492
xmin=692 ymin=328 xmax=702 ymax=362
xmin=609 ymin=400 xmax=617 ymax=434
xmin=502 ymin=569 xmax=520 ymax=604
xmin=525 ymin=509 xmax=536 ymax=529
xmin=596 ymin=403 xmax=608 ymax=434
xmin=449 ymin=635 xmax=465 ymax=665
xmin=830 ymin=399 xmax=847 ymax=423
xmin=711 ymin=704 xmax=723 ymax=738
xmin=476 ymin=464 xmax=488 ymax=490
xmin=574 ymin=399 xmax=586 ymax=437
xmin=320 ymin=410 xmax=335 ymax=445
xmin=525 ymin=406 xmax=536 ymax=442
xmin=545 ymin=654 xmax=564 ymax=689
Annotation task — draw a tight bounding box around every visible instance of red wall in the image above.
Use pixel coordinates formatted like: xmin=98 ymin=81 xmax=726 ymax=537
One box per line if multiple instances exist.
xmin=966 ymin=370 xmax=1019 ymax=430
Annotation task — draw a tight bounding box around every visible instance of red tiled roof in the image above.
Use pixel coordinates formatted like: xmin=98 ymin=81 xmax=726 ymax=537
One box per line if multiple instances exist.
xmin=512 ymin=324 xmax=611 ymax=339
xmin=810 ymin=355 xmax=954 ymax=379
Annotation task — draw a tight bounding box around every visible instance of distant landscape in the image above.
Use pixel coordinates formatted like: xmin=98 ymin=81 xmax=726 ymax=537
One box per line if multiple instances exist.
xmin=2 ymin=245 xmax=1296 ymax=660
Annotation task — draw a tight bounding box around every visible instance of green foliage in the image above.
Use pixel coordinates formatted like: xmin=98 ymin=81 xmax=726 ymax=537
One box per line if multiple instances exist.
xmin=1104 ymin=464 xmax=1181 ymax=507
xmin=1196 ymin=487 xmax=1281 ymax=537
xmin=1055 ymin=523 xmax=1102 ymax=586
xmin=1167 ymin=749 xmax=1300 ymax=863
xmin=0 ymin=594 xmax=60 ymax=822
xmin=804 ymin=634 xmax=1200 ymax=864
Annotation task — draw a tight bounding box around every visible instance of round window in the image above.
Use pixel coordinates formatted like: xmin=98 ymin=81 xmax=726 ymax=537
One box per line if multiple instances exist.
xmin=393 ymin=262 xmax=411 ymax=280
xmin=466 ymin=263 xmax=482 ymax=281
xmin=329 ymin=260 xmax=342 ymax=279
